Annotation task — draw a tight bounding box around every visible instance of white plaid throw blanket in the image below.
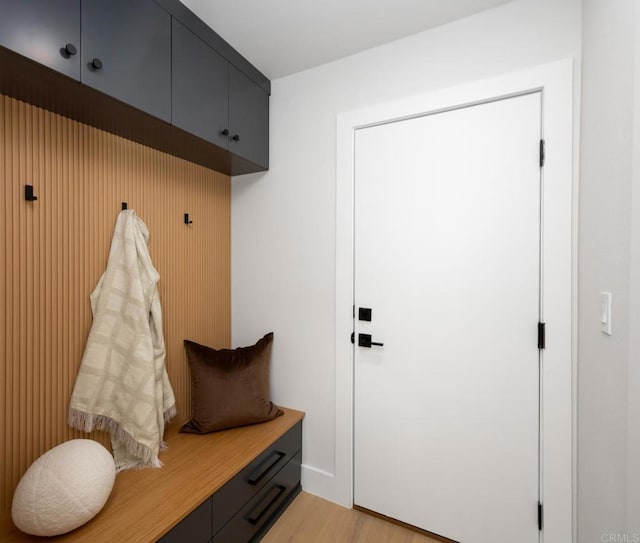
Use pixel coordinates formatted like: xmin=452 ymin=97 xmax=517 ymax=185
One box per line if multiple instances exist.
xmin=69 ymin=210 xmax=176 ymax=471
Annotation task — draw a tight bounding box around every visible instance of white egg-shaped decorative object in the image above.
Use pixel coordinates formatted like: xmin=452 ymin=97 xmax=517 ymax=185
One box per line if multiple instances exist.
xmin=11 ymin=439 xmax=116 ymax=536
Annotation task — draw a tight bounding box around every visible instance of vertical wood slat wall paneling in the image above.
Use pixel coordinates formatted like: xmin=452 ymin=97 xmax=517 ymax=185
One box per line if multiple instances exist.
xmin=1 ymin=93 xmax=8 ymax=501
xmin=0 ymin=94 xmax=231 ymax=511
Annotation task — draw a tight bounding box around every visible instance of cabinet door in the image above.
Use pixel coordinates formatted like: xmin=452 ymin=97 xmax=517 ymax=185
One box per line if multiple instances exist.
xmin=0 ymin=0 xmax=80 ymax=80
xmin=229 ymin=65 xmax=269 ymax=169
xmin=81 ymin=0 xmax=171 ymax=122
xmin=172 ymin=18 xmax=229 ymax=149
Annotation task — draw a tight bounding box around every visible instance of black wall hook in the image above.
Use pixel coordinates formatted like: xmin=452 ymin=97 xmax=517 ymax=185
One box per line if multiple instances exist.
xmin=121 ymin=202 xmax=128 ymax=210
xmin=184 ymin=213 xmax=193 ymax=225
xmin=25 ymin=185 xmax=38 ymax=201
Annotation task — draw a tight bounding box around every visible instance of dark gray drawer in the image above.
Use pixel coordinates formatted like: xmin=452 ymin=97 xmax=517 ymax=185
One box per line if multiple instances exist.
xmin=211 ymin=421 xmax=302 ymax=536
xmin=158 ymin=496 xmax=211 ymax=543
xmin=212 ymin=451 xmax=302 ymax=543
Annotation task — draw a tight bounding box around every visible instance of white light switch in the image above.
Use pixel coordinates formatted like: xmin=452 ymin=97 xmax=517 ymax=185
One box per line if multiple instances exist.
xmin=600 ymin=291 xmax=612 ymax=335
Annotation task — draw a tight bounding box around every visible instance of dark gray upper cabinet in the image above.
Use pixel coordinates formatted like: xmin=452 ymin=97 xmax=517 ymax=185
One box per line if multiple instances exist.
xmin=172 ymin=19 xmax=229 ymax=149
xmin=0 ymin=0 xmax=80 ymax=80
xmin=81 ymin=0 xmax=171 ymax=122
xmin=229 ymin=65 xmax=269 ymax=169
xmin=0 ymin=0 xmax=269 ymax=175
xmin=173 ymin=20 xmax=269 ymax=170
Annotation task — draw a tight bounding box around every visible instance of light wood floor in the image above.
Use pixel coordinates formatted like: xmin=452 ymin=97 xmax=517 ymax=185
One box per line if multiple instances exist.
xmin=263 ymin=492 xmax=443 ymax=543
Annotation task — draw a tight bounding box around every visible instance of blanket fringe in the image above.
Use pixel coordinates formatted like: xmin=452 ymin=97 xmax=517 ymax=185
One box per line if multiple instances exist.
xmin=68 ymin=408 xmax=157 ymax=467
xmin=158 ymin=405 xmax=176 ymax=452
xmin=164 ymin=404 xmax=177 ymax=424
xmin=115 ymin=456 xmax=163 ymax=473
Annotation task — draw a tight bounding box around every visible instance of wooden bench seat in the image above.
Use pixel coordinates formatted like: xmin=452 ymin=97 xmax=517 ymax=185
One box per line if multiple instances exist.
xmin=0 ymin=407 xmax=304 ymax=542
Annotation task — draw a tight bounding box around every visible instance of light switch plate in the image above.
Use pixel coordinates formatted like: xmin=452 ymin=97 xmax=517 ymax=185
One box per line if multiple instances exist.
xmin=600 ymin=291 xmax=612 ymax=336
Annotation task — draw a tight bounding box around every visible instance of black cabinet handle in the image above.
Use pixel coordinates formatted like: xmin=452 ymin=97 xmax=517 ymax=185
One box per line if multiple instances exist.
xmin=221 ymin=128 xmax=229 ymax=136
xmin=91 ymin=58 xmax=103 ymax=70
xmin=64 ymin=43 xmax=77 ymax=56
xmin=232 ymin=134 xmax=240 ymax=142
xmin=248 ymin=451 xmax=286 ymax=486
xmin=246 ymin=484 xmax=287 ymax=526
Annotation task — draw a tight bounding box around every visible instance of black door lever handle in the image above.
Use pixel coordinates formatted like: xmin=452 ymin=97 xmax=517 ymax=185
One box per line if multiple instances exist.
xmin=358 ymin=333 xmax=384 ymax=348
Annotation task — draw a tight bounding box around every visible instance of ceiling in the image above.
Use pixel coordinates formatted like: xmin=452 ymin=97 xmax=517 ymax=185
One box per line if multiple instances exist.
xmin=180 ymin=0 xmax=516 ymax=80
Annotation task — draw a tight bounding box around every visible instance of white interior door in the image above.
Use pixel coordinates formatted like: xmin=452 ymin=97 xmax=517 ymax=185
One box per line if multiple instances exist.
xmin=353 ymin=92 xmax=542 ymax=543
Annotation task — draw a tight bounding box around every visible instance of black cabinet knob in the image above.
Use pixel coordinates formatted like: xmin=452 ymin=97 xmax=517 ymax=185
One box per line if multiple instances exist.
xmin=232 ymin=134 xmax=240 ymax=142
xmin=64 ymin=43 xmax=77 ymax=56
xmin=91 ymin=58 xmax=103 ymax=70
xmin=221 ymin=128 xmax=229 ymax=136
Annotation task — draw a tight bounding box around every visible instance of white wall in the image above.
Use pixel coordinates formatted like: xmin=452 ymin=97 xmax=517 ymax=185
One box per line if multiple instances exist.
xmin=627 ymin=1 xmax=640 ymax=539
xmin=232 ymin=0 xmax=581 ymax=524
xmin=579 ymin=0 xmax=637 ymax=540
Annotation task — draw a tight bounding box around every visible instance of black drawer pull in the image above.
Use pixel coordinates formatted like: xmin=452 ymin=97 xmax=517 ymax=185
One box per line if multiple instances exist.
xmin=248 ymin=451 xmax=286 ymax=486
xmin=91 ymin=58 xmax=103 ymax=70
xmin=232 ymin=134 xmax=240 ymax=142
xmin=246 ymin=484 xmax=287 ymax=526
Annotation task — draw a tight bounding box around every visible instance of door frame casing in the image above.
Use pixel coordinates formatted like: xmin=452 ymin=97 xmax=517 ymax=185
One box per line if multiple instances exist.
xmin=334 ymin=59 xmax=574 ymax=542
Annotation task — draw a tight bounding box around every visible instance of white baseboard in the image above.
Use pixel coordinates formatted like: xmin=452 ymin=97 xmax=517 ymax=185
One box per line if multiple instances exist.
xmin=301 ymin=464 xmax=350 ymax=508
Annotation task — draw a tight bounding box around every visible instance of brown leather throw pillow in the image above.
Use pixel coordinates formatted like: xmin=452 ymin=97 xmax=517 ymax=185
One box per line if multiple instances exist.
xmin=180 ymin=333 xmax=283 ymax=434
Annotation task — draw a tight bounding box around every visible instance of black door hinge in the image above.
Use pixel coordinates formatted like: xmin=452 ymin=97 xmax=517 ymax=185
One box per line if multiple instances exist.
xmin=351 ymin=332 xmax=355 ymax=344
xmin=538 ymin=322 xmax=546 ymax=349
xmin=540 ymin=139 xmax=545 ymax=167
xmin=538 ymin=502 xmax=543 ymax=531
